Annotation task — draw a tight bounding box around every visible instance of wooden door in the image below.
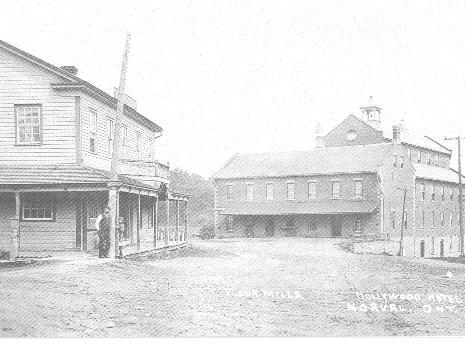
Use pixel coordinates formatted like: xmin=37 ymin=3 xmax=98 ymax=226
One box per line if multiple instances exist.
xmin=331 ymin=216 xmax=342 ymax=237
xmin=265 ymin=218 xmax=275 ymax=237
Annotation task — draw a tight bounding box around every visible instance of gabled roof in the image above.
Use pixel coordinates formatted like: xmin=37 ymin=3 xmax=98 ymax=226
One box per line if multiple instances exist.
xmin=213 ymin=143 xmax=393 ymax=179
xmin=0 ymin=39 xmax=162 ymax=133
xmin=412 ymin=163 xmax=460 ymax=184
xmin=384 ymin=132 xmax=451 ymax=155
xmin=220 ymin=200 xmax=377 ymax=215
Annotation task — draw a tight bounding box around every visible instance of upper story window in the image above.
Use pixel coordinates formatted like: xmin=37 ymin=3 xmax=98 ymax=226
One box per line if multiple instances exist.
xmin=434 ymin=154 xmax=439 ymax=167
xmin=417 ymin=151 xmax=421 ymax=163
xmin=421 ymin=183 xmax=425 ymax=201
xmin=450 ymin=188 xmax=454 ymax=202
xmin=400 ymin=156 xmax=405 ymax=168
xmin=431 ymin=185 xmax=435 ymax=201
xmin=286 ymin=181 xmax=295 ymax=200
xmin=136 ymin=132 xmax=141 ymax=157
xmin=266 ymin=183 xmax=274 ymax=200
xmin=421 ymin=210 xmax=425 ymax=228
xmin=89 ymin=109 xmax=97 ymax=153
xmin=427 ymin=153 xmax=431 ymax=165
xmin=107 ymin=118 xmax=114 ymax=157
xmin=393 ymin=155 xmax=398 ymax=168
xmin=441 ymin=186 xmax=445 ymax=201
xmin=353 ymin=179 xmax=363 ymax=198
xmin=16 ymin=105 xmax=42 ymax=145
xmin=246 ymin=183 xmax=254 ymax=201
xmin=431 ymin=210 xmax=435 ymax=228
xmin=332 ymin=181 xmax=341 ymax=199
xmin=308 ymin=181 xmax=317 ymax=199
xmin=226 ymin=184 xmax=233 ymax=200
xmin=440 ymin=212 xmax=445 ymax=228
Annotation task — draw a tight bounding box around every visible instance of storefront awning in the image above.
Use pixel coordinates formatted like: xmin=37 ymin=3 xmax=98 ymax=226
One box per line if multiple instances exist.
xmin=219 ymin=200 xmax=377 ymax=216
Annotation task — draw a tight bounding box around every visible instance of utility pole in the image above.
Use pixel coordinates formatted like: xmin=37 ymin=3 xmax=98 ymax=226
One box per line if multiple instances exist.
xmin=445 ymin=136 xmax=465 ymax=258
xmin=397 ymin=187 xmax=407 ymax=257
xmin=108 ymin=34 xmax=131 ymax=258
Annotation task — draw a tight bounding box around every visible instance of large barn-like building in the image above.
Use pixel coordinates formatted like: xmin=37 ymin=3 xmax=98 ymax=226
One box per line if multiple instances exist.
xmin=213 ymin=98 xmax=463 ymax=258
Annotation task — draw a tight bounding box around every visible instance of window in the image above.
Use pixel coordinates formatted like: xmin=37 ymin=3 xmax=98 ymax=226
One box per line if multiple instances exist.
xmin=266 ymin=183 xmax=274 ymax=200
xmin=308 ymin=181 xmax=317 ymax=199
xmin=226 ymin=215 xmax=234 ymax=232
xmin=427 ymin=153 xmax=431 ymax=165
xmin=122 ymin=125 xmax=128 ymax=157
xmin=400 ymin=156 xmax=405 ymax=168
xmin=287 ymin=182 xmax=295 ymax=200
xmin=432 ymin=237 xmax=435 ymax=255
xmin=332 ymin=181 xmax=341 ymax=199
xmin=286 ymin=217 xmax=295 ymax=228
xmin=435 ymin=154 xmax=439 ymax=167
xmin=421 ymin=210 xmax=425 ymax=228
xmin=15 ymin=105 xmax=42 ymax=144
xmin=22 ymin=200 xmax=54 ymax=221
xmin=355 ymin=219 xmax=362 ymax=233
xmin=393 ymin=155 xmax=398 ymax=168
xmin=450 ymin=213 xmax=453 ymax=228
xmin=417 ymin=151 xmax=421 ymax=163
xmin=246 ymin=184 xmax=254 ymax=201
xmin=107 ymin=118 xmax=114 ymax=157
xmin=441 ymin=212 xmax=445 ymax=228
xmin=391 ymin=210 xmax=396 ymax=230
xmin=450 ymin=188 xmax=454 ymax=202
xmin=353 ymin=179 xmax=363 ymax=198
xmin=431 ymin=185 xmax=435 ymax=201
xmin=136 ymin=132 xmax=141 ymax=158
xmin=403 ymin=210 xmax=408 ymax=229
xmin=421 ymin=183 xmax=425 ymax=201
xmin=431 ymin=211 xmax=435 ymax=228
xmin=441 ymin=186 xmax=445 ymax=201
xmin=89 ymin=109 xmax=97 ymax=153
xmin=226 ymin=184 xmax=233 ymax=200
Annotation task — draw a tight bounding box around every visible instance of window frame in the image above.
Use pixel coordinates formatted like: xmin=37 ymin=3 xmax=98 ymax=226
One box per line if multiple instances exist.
xmin=421 ymin=183 xmax=425 ymax=201
xmin=421 ymin=210 xmax=425 ymax=229
xmin=331 ymin=180 xmax=341 ymax=199
xmin=246 ymin=183 xmax=254 ymax=201
xmin=353 ymin=179 xmax=363 ymax=199
xmin=431 ymin=210 xmax=435 ymax=228
xmin=15 ymin=104 xmax=43 ymax=145
xmin=355 ymin=219 xmax=362 ymax=233
xmin=88 ymin=108 xmax=98 ymax=154
xmin=226 ymin=215 xmax=234 ymax=232
xmin=440 ymin=211 xmax=445 ymax=228
xmin=417 ymin=151 xmax=421 ymax=163
xmin=286 ymin=181 xmax=295 ymax=200
xmin=266 ymin=183 xmax=274 ymax=201
xmin=226 ymin=184 xmax=234 ymax=201
xmin=21 ymin=199 xmax=55 ymax=222
xmin=106 ymin=117 xmax=114 ymax=157
xmin=308 ymin=180 xmax=317 ymax=199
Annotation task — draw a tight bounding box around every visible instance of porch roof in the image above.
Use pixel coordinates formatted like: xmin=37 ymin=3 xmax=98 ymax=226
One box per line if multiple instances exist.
xmin=219 ymin=200 xmax=377 ymax=215
xmin=0 ymin=164 xmax=155 ymax=190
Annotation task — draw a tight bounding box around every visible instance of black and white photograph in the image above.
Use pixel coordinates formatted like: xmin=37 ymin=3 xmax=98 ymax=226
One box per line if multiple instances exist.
xmin=1 ymin=0 xmax=465 ymax=339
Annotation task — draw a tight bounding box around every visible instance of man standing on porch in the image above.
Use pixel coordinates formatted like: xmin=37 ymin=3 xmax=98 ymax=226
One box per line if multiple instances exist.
xmin=97 ymin=206 xmax=112 ymax=258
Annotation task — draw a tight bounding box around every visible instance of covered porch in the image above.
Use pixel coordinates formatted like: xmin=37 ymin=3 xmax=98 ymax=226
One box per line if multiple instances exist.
xmin=0 ymin=165 xmax=189 ymax=260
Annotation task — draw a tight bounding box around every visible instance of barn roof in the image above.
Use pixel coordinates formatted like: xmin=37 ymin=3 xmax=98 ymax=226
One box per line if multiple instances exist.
xmin=213 ymin=143 xmax=393 ymax=179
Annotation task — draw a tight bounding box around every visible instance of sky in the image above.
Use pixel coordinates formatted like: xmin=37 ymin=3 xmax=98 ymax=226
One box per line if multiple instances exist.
xmin=1 ymin=0 xmax=465 ymax=177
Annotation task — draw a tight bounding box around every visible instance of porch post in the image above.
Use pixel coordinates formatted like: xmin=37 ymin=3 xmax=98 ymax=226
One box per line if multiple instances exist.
xmin=137 ymin=192 xmax=141 ymax=250
xmin=165 ymin=198 xmax=169 ymax=245
xmin=153 ymin=196 xmax=158 ymax=248
xmin=176 ymin=200 xmax=180 ymax=244
xmin=108 ymin=183 xmax=120 ymax=259
xmin=9 ymin=192 xmax=20 ymax=261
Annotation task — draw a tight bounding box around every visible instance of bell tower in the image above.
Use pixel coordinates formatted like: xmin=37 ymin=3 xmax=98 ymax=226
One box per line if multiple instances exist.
xmin=360 ymin=96 xmax=382 ymax=131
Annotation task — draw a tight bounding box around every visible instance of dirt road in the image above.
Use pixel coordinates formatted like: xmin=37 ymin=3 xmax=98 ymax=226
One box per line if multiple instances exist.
xmin=1 ymin=238 xmax=465 ymax=336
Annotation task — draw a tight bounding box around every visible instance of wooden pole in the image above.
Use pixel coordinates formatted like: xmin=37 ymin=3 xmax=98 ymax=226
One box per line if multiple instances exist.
xmin=137 ymin=192 xmax=141 ymax=250
xmin=10 ymin=192 xmax=20 ymax=261
xmin=445 ymin=136 xmax=465 ymax=258
xmin=110 ymin=34 xmax=131 ymax=181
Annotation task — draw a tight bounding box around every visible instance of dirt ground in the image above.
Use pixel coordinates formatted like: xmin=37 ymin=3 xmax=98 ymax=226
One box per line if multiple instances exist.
xmin=1 ymin=238 xmax=465 ymax=337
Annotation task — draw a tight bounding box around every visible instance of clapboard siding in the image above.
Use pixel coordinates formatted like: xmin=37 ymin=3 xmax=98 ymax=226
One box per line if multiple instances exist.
xmin=19 ymin=195 xmax=76 ymax=251
xmin=0 ymin=47 xmax=76 ymax=165
xmin=81 ymin=93 xmax=159 ymax=171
